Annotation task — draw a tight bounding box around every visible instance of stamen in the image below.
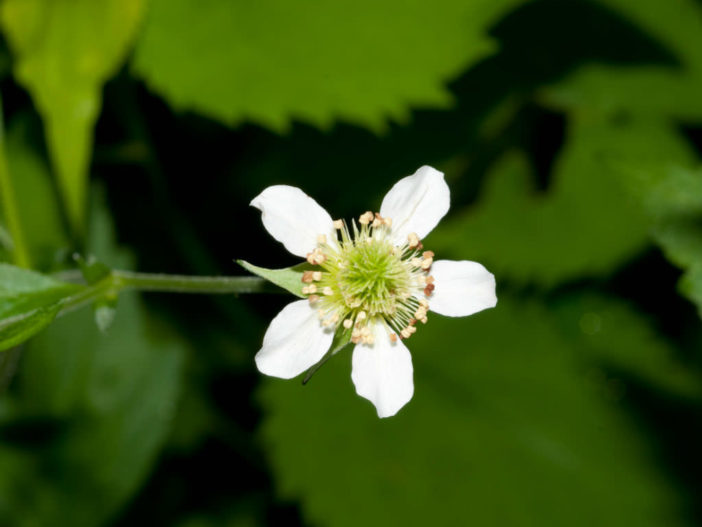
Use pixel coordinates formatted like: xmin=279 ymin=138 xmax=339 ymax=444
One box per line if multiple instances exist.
xmin=302 ymin=271 xmax=315 ymax=283
xmin=333 ymin=219 xmax=344 ymax=230
xmin=408 ymin=232 xmax=420 ymax=249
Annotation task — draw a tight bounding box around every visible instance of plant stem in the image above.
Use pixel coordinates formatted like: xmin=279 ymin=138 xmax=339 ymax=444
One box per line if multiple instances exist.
xmin=0 ymin=96 xmax=30 ymax=268
xmin=55 ymin=270 xmax=273 ymax=319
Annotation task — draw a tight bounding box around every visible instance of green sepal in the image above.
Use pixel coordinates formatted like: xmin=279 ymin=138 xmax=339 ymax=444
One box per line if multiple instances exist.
xmin=302 ymin=325 xmax=352 ymax=385
xmin=236 ymin=259 xmax=312 ymax=298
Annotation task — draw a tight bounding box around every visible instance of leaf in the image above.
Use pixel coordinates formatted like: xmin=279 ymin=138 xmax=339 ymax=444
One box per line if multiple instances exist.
xmin=0 ymin=304 xmax=61 ymax=353
xmin=259 ymin=294 xmax=696 ymax=527
xmin=0 ymin=197 xmax=187 ymax=526
xmin=237 ymin=259 xmax=307 ymax=298
xmin=429 ymin=116 xmax=695 ymax=286
xmin=617 ymin=164 xmax=702 ymax=317
xmin=0 ymin=263 xmax=81 ymax=321
xmin=0 ymin=0 xmax=146 ymax=233
xmin=131 ymin=0 xmax=526 ymax=132
xmin=542 ymin=0 xmax=702 ymax=119
xmin=4 ymin=114 xmax=69 ymax=269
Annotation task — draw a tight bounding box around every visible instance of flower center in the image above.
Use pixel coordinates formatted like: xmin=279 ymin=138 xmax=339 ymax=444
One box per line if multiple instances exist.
xmin=302 ymin=211 xmax=435 ymax=345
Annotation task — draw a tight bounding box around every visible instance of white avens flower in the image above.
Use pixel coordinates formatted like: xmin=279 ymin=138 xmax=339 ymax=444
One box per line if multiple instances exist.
xmin=251 ymin=166 xmax=497 ymax=418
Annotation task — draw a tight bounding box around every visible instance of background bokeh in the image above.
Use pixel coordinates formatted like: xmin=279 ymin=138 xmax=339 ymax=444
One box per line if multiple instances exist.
xmin=0 ymin=0 xmax=701 ymax=525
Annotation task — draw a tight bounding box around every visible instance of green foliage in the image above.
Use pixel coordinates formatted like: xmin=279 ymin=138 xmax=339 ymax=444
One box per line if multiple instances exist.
xmin=0 ymin=202 xmax=187 ymax=526
xmin=430 ymin=116 xmax=695 ymax=286
xmin=0 ymin=0 xmax=145 ymax=233
xmin=544 ymin=0 xmax=702 ymax=118
xmin=259 ymin=294 xmax=696 ymax=527
xmin=0 ymin=263 xmax=81 ymax=352
xmin=619 ymin=164 xmax=702 ymax=316
xmin=131 ymin=0 xmax=525 ymax=131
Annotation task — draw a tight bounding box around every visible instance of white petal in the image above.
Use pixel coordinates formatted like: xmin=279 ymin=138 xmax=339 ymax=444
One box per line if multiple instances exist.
xmin=380 ymin=166 xmax=450 ymax=245
xmin=427 ymin=260 xmax=497 ymax=317
xmin=250 ymin=185 xmax=336 ymax=258
xmin=255 ymin=300 xmax=334 ymax=379
xmin=351 ymin=322 xmax=414 ymax=418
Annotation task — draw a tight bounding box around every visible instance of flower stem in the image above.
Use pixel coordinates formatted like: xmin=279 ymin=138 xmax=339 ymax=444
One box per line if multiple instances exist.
xmin=56 ymin=270 xmax=273 ymax=319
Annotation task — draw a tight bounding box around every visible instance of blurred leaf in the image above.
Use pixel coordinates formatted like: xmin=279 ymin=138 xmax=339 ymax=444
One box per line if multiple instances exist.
xmin=5 ymin=114 xmax=69 ymax=269
xmin=238 ymin=259 xmax=306 ymax=298
xmin=543 ymin=0 xmax=702 ymax=119
xmin=259 ymin=294 xmax=696 ymax=526
xmin=430 ymin=116 xmax=695 ymax=286
xmin=0 ymin=263 xmax=80 ymax=320
xmin=0 ymin=304 xmax=60 ymax=353
xmin=0 ymin=261 xmax=80 ymax=352
xmin=0 ymin=0 xmax=146 ymax=233
xmin=617 ymin=164 xmax=702 ymax=316
xmin=131 ymin=0 xmax=525 ymax=131
xmin=0 ymin=198 xmax=187 ymax=526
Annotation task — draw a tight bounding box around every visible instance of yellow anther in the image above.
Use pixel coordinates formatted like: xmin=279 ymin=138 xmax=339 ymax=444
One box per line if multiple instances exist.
xmin=359 ymin=211 xmax=374 ymax=225
xmin=419 ymin=299 xmax=429 ymax=309
xmin=421 ymin=257 xmax=433 ymax=270
xmin=383 ymin=217 xmax=393 ymax=227
xmin=411 ymin=257 xmax=423 ymax=268
xmin=302 ymin=271 xmax=315 ymax=283
xmin=408 ymin=232 xmax=420 ymax=248
xmin=357 ymin=311 xmax=367 ymax=321
xmin=333 ymin=219 xmax=344 ymax=230
xmin=343 ymin=318 xmax=353 ymax=329
xmin=372 ymin=218 xmax=382 ymax=228
xmin=422 ymin=251 xmax=435 ymax=259
xmin=400 ymin=328 xmax=411 ymax=339
xmin=312 ymin=271 xmax=322 ymax=281
xmin=426 ymin=275 xmax=435 ymax=285
xmin=323 ymin=286 xmax=333 ymax=296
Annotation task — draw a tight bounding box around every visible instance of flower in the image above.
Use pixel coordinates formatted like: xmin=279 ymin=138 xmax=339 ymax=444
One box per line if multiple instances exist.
xmin=250 ymin=166 xmax=497 ymax=417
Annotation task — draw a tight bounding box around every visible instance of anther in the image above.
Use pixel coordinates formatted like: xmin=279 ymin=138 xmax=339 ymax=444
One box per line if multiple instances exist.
xmin=322 ymin=286 xmax=333 ymax=296
xmin=400 ymin=328 xmax=411 ymax=339
xmin=333 ymin=219 xmax=344 ymax=230
xmin=389 ymin=333 xmax=398 ymax=343
xmin=312 ymin=271 xmax=322 ymax=281
xmin=308 ymin=294 xmax=320 ymax=304
xmin=359 ymin=211 xmax=374 ymax=225
xmin=422 ymin=251 xmax=435 ymax=259
xmin=411 ymin=257 xmax=423 ymax=268
xmin=383 ymin=217 xmax=392 ymax=227
xmin=343 ymin=319 xmax=353 ymax=329
xmin=424 ymin=283 xmax=435 ymax=296
xmin=426 ymin=275 xmax=435 ymax=285
xmin=408 ymin=232 xmax=420 ymax=249
xmin=302 ymin=271 xmax=315 ymax=283
xmin=421 ymin=257 xmax=433 ymax=270
xmin=357 ymin=311 xmax=367 ymax=321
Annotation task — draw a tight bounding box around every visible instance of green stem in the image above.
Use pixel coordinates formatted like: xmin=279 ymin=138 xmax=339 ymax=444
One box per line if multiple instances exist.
xmin=0 ymin=96 xmax=30 ymax=268
xmin=56 ymin=270 xmax=273 ymax=318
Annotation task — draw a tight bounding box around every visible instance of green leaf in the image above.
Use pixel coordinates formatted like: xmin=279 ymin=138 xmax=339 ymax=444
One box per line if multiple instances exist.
xmin=5 ymin=114 xmax=69 ymax=269
xmin=0 ymin=304 xmax=61 ymax=353
xmin=429 ymin=116 xmax=695 ymax=286
xmin=0 ymin=263 xmax=80 ymax=321
xmin=617 ymin=164 xmax=702 ymax=317
xmin=0 ymin=0 xmax=146 ymax=233
xmin=237 ymin=259 xmax=306 ymax=298
xmin=259 ymin=294 xmax=696 ymax=527
xmin=0 ymin=197 xmax=187 ymax=526
xmin=131 ymin=0 xmax=526 ymax=132
xmin=542 ymin=0 xmax=702 ymax=119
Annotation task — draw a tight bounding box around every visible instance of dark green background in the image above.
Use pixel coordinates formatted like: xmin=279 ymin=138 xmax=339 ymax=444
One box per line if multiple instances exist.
xmin=0 ymin=0 xmax=701 ymax=525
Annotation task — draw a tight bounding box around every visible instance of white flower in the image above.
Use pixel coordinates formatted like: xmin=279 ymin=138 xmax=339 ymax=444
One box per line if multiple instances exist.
xmin=250 ymin=166 xmax=497 ymax=418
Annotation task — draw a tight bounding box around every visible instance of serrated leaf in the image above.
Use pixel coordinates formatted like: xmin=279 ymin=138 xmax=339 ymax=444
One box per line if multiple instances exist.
xmin=259 ymin=294 xmax=695 ymax=527
xmin=429 ymin=116 xmax=695 ymax=286
xmin=542 ymin=0 xmax=702 ymax=119
xmin=131 ymin=0 xmax=525 ymax=131
xmin=0 ymin=0 xmax=146 ymax=232
xmin=237 ymin=259 xmax=307 ymax=298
